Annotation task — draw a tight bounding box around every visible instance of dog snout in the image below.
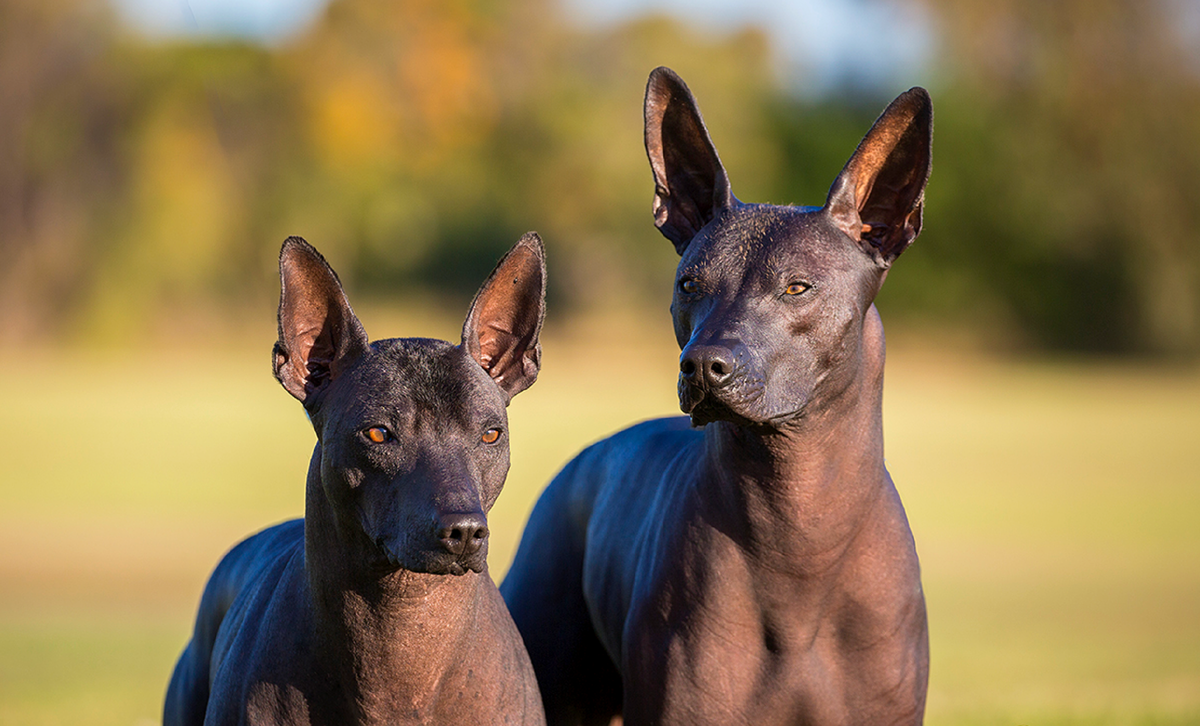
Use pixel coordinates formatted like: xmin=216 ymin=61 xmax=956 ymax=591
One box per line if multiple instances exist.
xmin=436 ymin=512 xmax=489 ymax=557
xmin=680 ymin=344 xmax=735 ymax=389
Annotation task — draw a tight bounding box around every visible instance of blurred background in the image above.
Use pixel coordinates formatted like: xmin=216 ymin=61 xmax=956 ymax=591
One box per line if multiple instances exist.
xmin=0 ymin=0 xmax=1197 ymax=723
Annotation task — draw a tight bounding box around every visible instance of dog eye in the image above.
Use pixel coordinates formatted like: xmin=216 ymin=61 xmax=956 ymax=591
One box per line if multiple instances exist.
xmin=364 ymin=427 xmax=390 ymax=444
xmin=785 ymin=282 xmax=810 ymax=296
xmin=678 ymin=278 xmax=698 ymax=294
xmin=481 ymin=428 xmax=502 ymax=444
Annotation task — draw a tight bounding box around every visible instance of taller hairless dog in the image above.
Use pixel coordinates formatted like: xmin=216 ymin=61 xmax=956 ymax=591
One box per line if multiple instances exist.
xmin=502 ymin=67 xmax=933 ymax=725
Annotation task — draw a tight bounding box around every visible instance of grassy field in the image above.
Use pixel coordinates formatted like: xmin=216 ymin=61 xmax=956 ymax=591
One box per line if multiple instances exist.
xmin=1 ymin=311 xmax=1198 ymax=725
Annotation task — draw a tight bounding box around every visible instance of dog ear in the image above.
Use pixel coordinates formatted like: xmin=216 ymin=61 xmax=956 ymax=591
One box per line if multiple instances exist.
xmin=644 ymin=66 xmax=735 ymax=255
xmin=825 ymin=87 xmax=932 ymax=268
xmin=462 ymin=232 xmax=547 ymax=402
xmin=272 ymin=237 xmax=369 ymax=404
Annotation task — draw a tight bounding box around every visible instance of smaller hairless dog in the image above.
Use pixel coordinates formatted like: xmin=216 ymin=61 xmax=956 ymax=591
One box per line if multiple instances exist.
xmin=165 ymin=234 xmax=547 ymax=725
xmin=502 ymin=68 xmax=933 ymax=725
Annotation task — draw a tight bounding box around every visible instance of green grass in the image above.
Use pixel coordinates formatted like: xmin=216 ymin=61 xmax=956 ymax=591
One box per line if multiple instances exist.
xmin=1 ymin=317 xmax=1198 ymax=724
xmin=880 ymin=353 xmax=1200 ymax=725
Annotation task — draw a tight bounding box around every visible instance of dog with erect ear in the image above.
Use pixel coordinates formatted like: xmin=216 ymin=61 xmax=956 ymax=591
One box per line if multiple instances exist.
xmin=165 ymin=233 xmax=548 ymax=726
xmin=502 ymin=67 xmax=933 ymax=725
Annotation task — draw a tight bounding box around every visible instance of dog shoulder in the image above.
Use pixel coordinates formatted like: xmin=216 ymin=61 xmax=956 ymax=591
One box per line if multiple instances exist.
xmin=205 ymin=520 xmax=305 ymax=618
xmin=205 ymin=523 xmax=307 ymax=674
xmin=583 ymin=416 xmax=696 ymax=462
xmin=558 ymin=416 xmax=695 ymax=484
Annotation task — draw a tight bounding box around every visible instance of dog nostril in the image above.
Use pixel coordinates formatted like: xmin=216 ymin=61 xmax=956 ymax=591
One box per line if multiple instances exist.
xmin=438 ymin=528 xmax=464 ymax=555
xmin=469 ymin=525 xmax=489 ymax=546
xmin=709 ymin=360 xmax=727 ymax=376
xmin=681 ymin=359 xmax=697 ymax=376
xmin=437 ymin=516 xmax=488 ymax=556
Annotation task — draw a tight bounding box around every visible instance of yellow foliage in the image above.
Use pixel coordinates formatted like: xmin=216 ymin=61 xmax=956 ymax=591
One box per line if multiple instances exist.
xmin=130 ymin=105 xmax=237 ymax=285
xmin=298 ymin=0 xmax=497 ymax=175
xmin=80 ymin=98 xmax=239 ymax=341
xmin=309 ymin=69 xmax=399 ymax=173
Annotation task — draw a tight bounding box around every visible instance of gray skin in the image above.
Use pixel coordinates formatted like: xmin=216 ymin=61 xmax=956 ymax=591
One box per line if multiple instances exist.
xmin=501 ymin=67 xmax=933 ymax=725
xmin=165 ymin=233 xmax=548 ymax=726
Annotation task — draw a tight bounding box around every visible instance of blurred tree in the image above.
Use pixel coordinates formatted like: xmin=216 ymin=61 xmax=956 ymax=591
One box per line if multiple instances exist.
xmin=275 ymin=0 xmax=780 ymax=314
xmin=887 ymin=0 xmax=1200 ymax=355
xmin=0 ymin=0 xmax=306 ymax=341
xmin=276 ymin=0 xmax=530 ymax=296
xmin=80 ymin=42 xmax=304 ymax=339
xmin=3 ymin=0 xmax=1197 ymax=358
xmin=0 ymin=0 xmax=125 ymax=339
xmin=482 ymin=15 xmax=777 ymax=312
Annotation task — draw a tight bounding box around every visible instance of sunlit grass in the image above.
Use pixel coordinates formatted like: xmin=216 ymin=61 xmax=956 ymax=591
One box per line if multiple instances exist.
xmin=0 ymin=615 xmax=180 ymax=726
xmin=883 ymin=350 xmax=1200 ymax=725
xmin=1 ymin=317 xmax=1197 ymax=724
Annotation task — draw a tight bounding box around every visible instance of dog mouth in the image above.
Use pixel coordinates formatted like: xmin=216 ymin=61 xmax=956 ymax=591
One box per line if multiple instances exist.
xmin=382 ymin=551 xmax=485 ymax=577
xmin=374 ymin=537 xmax=486 ymax=577
xmin=678 ymin=375 xmax=767 ymax=427
xmin=428 ymin=555 xmax=486 ymax=576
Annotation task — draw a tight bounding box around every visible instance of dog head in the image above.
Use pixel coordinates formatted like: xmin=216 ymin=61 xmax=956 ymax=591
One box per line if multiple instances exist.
xmin=644 ymin=67 xmax=931 ymax=428
xmin=271 ymin=234 xmax=545 ymax=576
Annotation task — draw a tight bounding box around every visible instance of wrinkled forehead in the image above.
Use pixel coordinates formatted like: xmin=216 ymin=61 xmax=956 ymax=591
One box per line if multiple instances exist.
xmin=333 ymin=338 xmax=503 ymax=429
xmin=679 ymin=204 xmax=858 ymax=282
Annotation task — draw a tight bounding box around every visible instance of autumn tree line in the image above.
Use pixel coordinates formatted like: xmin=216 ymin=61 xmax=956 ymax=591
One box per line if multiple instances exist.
xmin=2 ymin=0 xmax=1198 ymax=356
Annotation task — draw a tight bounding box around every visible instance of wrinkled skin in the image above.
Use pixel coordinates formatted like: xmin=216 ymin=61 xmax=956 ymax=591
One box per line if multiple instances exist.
xmin=502 ymin=68 xmax=933 ymax=726
xmin=165 ymin=234 xmax=548 ymax=726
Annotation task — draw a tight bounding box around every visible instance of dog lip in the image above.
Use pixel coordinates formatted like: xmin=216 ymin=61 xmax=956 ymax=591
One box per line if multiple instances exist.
xmin=372 ymin=538 xmax=406 ymax=574
xmin=683 ymin=381 xmax=785 ymax=429
xmin=376 ymin=542 xmax=483 ymax=577
xmin=677 ymin=377 xmax=706 ymax=414
xmin=421 ymin=555 xmax=483 ymax=576
xmin=372 ymin=535 xmax=430 ymax=575
xmin=689 ymin=401 xmax=755 ymax=428
xmin=763 ymin=405 xmax=808 ymax=427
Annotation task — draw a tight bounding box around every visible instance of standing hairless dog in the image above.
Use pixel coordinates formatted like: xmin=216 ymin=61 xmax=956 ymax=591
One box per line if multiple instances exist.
xmin=165 ymin=234 xmax=547 ymax=725
xmin=502 ymin=68 xmax=933 ymax=725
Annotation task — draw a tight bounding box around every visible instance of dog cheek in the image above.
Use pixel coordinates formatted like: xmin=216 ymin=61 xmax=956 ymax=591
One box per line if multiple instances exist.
xmin=320 ymin=454 xmax=365 ymax=501
xmin=677 ymin=373 xmax=708 ymax=415
xmin=672 ymin=311 xmax=693 ymax=350
xmin=789 ymin=317 xmax=814 ymax=337
xmin=808 ymin=319 xmax=863 ymax=403
xmin=771 ymin=367 xmax=814 ymax=420
xmin=479 ymin=454 xmax=509 ymax=513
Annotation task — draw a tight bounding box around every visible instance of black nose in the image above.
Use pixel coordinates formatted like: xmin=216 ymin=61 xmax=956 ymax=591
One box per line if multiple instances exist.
xmin=680 ymin=344 xmax=735 ymax=389
xmin=436 ymin=513 xmax=489 ymax=557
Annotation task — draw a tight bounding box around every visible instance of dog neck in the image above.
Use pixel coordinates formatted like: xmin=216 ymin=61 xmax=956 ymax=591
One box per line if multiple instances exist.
xmin=301 ymin=451 xmax=485 ymax=723
xmin=698 ymin=306 xmax=889 ymax=574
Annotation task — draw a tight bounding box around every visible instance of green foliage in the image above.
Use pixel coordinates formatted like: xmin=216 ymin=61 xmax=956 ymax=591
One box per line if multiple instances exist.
xmin=890 ymin=0 xmax=1200 ymax=355
xmin=0 ymin=0 xmax=1198 ymax=356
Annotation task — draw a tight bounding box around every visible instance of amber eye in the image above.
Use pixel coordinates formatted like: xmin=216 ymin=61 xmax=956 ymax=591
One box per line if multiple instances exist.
xmin=679 ymin=278 xmax=698 ymax=294
xmin=365 ymin=427 xmax=389 ymax=444
xmin=785 ymin=282 xmax=810 ymax=296
xmin=481 ymin=428 xmax=502 ymax=444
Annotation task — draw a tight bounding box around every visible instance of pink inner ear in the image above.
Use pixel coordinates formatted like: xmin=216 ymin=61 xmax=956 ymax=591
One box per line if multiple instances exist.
xmin=461 ymin=234 xmax=545 ymax=398
xmin=274 ymin=238 xmax=369 ymax=403
xmin=828 ymin=96 xmax=930 ymax=262
xmin=477 ymin=312 xmax=523 ymax=378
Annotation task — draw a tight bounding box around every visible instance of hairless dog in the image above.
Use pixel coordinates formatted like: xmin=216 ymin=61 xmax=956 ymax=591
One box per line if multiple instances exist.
xmin=166 ymin=234 xmax=547 ymax=725
xmin=502 ymin=67 xmax=933 ymax=725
